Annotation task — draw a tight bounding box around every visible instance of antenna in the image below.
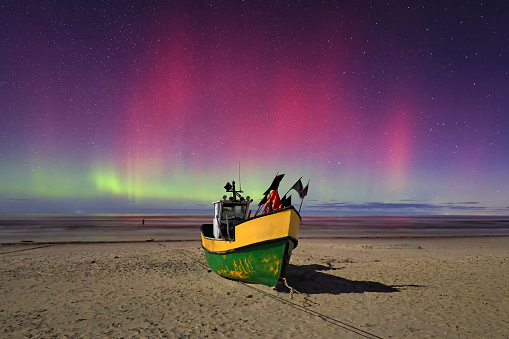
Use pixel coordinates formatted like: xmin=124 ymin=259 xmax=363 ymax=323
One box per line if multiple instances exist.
xmin=238 ymin=161 xmax=242 ymax=191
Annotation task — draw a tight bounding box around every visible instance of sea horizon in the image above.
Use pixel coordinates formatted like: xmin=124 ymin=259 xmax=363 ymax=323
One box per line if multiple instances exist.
xmin=1 ymin=213 xmax=509 ymax=243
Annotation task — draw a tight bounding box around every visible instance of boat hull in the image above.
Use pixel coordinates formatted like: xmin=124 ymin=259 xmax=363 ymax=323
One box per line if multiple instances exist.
xmin=203 ymin=237 xmax=296 ymax=287
xmin=201 ymin=206 xmax=301 ymax=287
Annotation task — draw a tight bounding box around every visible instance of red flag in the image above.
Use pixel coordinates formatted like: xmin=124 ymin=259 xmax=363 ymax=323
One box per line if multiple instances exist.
xmin=299 ymin=183 xmax=309 ymax=198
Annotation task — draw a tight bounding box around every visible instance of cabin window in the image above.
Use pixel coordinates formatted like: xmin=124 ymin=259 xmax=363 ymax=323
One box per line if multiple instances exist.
xmin=222 ymin=204 xmax=247 ymax=220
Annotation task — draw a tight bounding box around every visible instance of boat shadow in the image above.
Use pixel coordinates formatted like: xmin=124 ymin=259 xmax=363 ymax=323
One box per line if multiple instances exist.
xmin=281 ymin=264 xmax=402 ymax=295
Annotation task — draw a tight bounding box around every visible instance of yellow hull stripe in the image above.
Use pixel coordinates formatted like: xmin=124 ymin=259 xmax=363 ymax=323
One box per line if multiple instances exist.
xmin=201 ymin=207 xmax=301 ymax=252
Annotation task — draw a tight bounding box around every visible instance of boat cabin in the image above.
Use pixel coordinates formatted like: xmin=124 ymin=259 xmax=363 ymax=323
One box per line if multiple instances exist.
xmin=200 ymin=180 xmax=252 ymax=240
xmin=212 ymin=199 xmax=251 ymax=239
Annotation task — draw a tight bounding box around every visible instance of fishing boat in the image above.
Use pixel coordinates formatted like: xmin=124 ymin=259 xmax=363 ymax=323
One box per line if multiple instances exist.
xmin=201 ymin=175 xmax=307 ymax=288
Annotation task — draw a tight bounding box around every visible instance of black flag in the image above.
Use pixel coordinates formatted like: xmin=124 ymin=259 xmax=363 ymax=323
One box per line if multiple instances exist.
xmin=263 ymin=173 xmax=285 ymax=196
xmin=281 ymin=194 xmax=292 ymax=208
xmin=289 ymin=178 xmax=304 ymax=197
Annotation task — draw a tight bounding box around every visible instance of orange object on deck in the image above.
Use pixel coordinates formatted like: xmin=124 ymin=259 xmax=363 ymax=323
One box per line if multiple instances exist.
xmin=265 ymin=190 xmax=282 ymax=213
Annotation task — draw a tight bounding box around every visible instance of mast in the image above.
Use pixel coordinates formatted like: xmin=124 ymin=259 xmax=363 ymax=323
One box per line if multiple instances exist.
xmin=224 ymin=180 xmax=243 ymax=201
xmin=238 ymin=161 xmax=242 ymax=192
xmin=232 ymin=180 xmax=238 ymax=201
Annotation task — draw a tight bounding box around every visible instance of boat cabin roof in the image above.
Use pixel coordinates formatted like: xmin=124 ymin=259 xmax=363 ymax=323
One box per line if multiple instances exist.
xmin=214 ymin=200 xmax=250 ymax=205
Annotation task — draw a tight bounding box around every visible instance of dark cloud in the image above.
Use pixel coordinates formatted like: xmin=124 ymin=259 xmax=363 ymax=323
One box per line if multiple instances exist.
xmin=2 ymin=198 xmax=38 ymax=202
xmin=444 ymin=202 xmax=479 ymax=205
xmin=308 ymin=201 xmax=442 ymax=210
xmin=304 ymin=201 xmax=497 ymax=214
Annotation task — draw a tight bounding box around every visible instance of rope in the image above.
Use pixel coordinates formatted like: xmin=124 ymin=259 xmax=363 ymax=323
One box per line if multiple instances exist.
xmin=0 ymin=245 xmax=55 ymax=255
xmin=190 ymin=248 xmax=383 ymax=338
xmin=241 ymin=282 xmax=384 ymax=339
xmin=190 ymin=249 xmax=382 ymax=339
xmin=281 ymin=277 xmax=318 ymax=307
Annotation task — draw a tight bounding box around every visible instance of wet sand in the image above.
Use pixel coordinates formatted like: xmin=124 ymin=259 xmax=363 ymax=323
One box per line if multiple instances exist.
xmin=1 ymin=236 xmax=508 ymax=338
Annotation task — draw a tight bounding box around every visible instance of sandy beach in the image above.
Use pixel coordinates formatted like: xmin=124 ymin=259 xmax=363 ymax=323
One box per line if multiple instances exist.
xmin=1 ymin=236 xmax=508 ymax=338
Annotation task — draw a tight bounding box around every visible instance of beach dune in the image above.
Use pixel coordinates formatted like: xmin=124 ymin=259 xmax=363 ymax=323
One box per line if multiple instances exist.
xmin=1 ymin=237 xmax=508 ymax=338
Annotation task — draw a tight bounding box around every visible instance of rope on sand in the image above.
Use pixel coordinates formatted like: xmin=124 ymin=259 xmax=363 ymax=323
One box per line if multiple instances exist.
xmin=281 ymin=277 xmax=318 ymax=307
xmin=241 ymin=282 xmax=384 ymax=339
xmin=0 ymin=245 xmax=55 ymax=255
xmin=189 ymin=248 xmax=383 ymax=338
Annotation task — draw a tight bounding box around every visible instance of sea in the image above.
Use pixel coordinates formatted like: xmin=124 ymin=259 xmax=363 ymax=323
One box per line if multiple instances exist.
xmin=1 ymin=214 xmax=509 ymax=243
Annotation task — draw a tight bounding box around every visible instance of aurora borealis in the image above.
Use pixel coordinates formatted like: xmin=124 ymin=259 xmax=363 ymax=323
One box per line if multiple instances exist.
xmin=1 ymin=1 xmax=508 ymax=214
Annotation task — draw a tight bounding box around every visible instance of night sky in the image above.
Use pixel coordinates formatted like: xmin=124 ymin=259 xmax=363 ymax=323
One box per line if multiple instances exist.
xmin=1 ymin=1 xmax=508 ymax=214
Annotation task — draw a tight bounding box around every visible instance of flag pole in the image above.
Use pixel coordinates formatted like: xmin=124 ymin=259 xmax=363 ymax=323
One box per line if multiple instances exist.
xmin=298 ymin=179 xmax=309 ymax=213
xmin=254 ymin=204 xmax=263 ymax=216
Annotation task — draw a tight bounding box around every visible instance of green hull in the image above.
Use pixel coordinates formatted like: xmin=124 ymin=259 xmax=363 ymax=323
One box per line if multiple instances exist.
xmin=203 ymin=237 xmax=296 ymax=287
